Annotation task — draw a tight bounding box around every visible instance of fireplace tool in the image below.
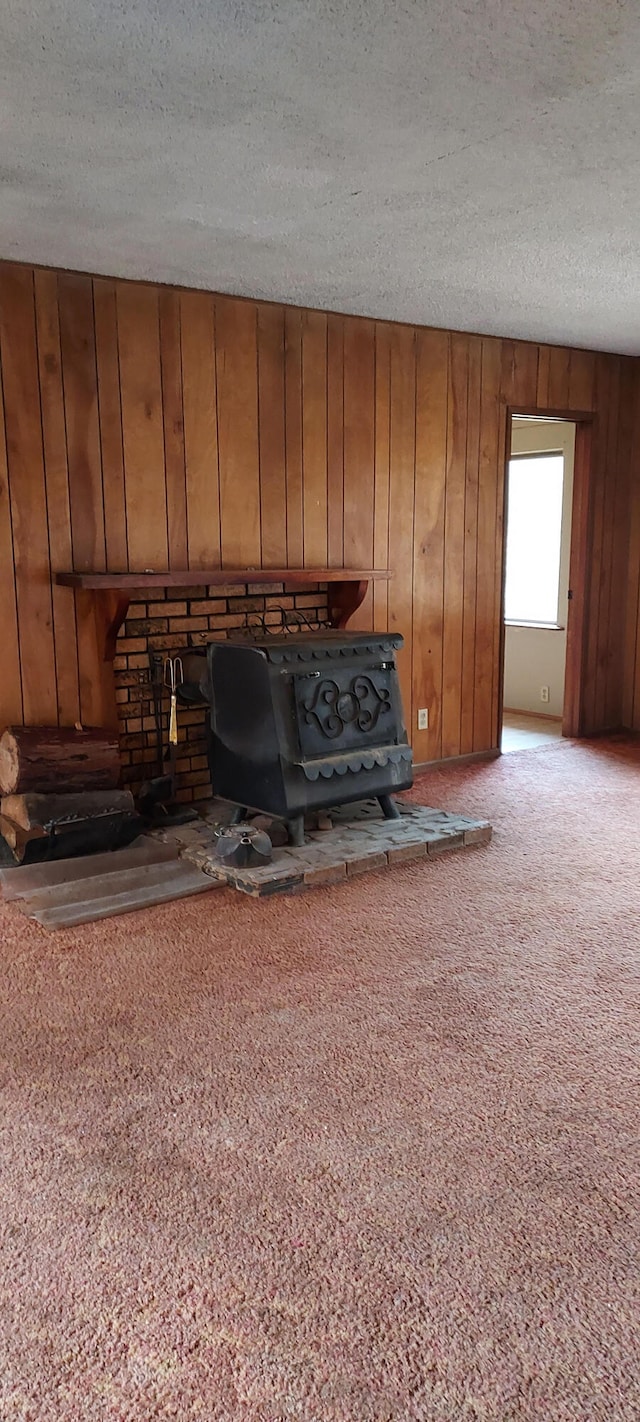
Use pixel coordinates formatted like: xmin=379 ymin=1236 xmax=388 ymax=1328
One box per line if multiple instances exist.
xmin=137 ymin=653 xmax=197 ymax=826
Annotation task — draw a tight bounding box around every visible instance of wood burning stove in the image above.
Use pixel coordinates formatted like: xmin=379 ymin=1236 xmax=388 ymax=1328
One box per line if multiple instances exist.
xmin=205 ymin=631 xmax=413 ymax=844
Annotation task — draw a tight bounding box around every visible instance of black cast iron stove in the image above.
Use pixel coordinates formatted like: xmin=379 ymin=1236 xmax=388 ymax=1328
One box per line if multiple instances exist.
xmin=205 ymin=631 xmax=413 ymax=844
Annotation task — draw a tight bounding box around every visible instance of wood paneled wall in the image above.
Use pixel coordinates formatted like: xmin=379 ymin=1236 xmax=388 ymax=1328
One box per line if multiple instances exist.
xmin=622 ymin=363 xmax=640 ymax=731
xmin=0 ymin=260 xmax=636 ymax=764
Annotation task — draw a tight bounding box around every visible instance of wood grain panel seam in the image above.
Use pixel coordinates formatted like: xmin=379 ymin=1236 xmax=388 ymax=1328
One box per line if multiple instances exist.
xmin=0 ymin=356 xmax=24 ymax=722
xmin=37 ymin=272 xmax=80 ymax=724
xmin=467 ymin=340 xmax=482 ymax=751
xmin=154 ymin=290 xmax=171 ymax=570
xmin=211 ymin=298 xmax=223 ymax=564
xmin=23 ymin=269 xmax=58 ymax=721
xmin=88 ymin=285 xmax=108 ymax=564
xmin=255 ymin=303 xmax=263 ymax=564
xmin=55 ymin=276 xmax=83 ymax=717
xmin=95 ymin=279 xmax=129 ymax=568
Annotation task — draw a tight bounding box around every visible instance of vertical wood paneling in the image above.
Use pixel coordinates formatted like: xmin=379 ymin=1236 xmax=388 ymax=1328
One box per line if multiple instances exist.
xmin=0 ymin=258 xmax=637 ymax=753
xmin=93 ymin=278 xmax=128 ymax=571
xmin=34 ymin=269 xmax=80 ymax=724
xmin=500 ymin=339 xmax=537 ymax=409
xmin=473 ymin=338 xmax=503 ymax=750
xmin=491 ymin=383 xmax=509 ymax=749
xmin=583 ymin=356 xmax=611 ymax=732
xmin=547 ymin=347 xmax=572 ymax=409
xmin=58 ymin=272 xmax=106 ymax=574
xmin=441 ymin=334 xmax=469 ymax=759
xmin=158 ymin=288 xmax=188 ymax=569
xmin=326 ymin=314 xmax=344 ymax=568
xmin=216 ymin=297 xmax=260 ymax=568
xmin=180 ymin=290 xmax=219 ymax=569
xmin=343 ymin=319 xmax=375 ymax=627
xmin=412 ymin=327 xmax=448 ymax=762
xmin=536 ymin=346 xmax=551 ymax=408
xmin=568 ymin=349 xmax=596 ymax=412
xmin=388 ymin=325 xmax=416 ymax=724
xmin=257 ymin=305 xmax=287 ymax=566
xmin=116 ymin=283 xmax=168 ymax=572
xmin=596 ymin=358 xmax=621 ymax=729
xmin=284 ymin=308 xmax=304 ymax=566
xmin=460 ymin=335 xmax=482 ymax=754
xmin=609 ymin=359 xmax=634 ymax=728
xmin=301 ymin=311 xmax=328 ymax=568
xmin=373 ymin=323 xmax=391 ymax=633
xmin=622 ymin=366 xmax=640 ymax=729
xmin=0 ymin=358 xmax=23 ymax=726
xmin=0 ymin=266 xmax=57 ymax=724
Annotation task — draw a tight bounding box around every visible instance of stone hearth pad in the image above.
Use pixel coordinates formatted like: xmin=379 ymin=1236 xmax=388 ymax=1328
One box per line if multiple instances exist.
xmin=153 ymin=800 xmax=492 ymax=898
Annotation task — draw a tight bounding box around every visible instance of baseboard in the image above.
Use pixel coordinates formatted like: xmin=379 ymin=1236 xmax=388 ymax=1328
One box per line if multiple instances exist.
xmin=503 ymin=707 xmax=562 ymax=722
xmin=413 ymin=748 xmax=500 ymax=773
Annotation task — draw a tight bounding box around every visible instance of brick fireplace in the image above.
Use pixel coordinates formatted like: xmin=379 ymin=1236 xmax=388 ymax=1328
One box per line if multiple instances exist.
xmin=114 ymin=581 xmax=329 ymax=803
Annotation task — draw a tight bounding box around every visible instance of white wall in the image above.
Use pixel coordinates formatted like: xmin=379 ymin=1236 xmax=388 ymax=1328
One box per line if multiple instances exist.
xmin=503 ymin=419 xmax=575 ymax=719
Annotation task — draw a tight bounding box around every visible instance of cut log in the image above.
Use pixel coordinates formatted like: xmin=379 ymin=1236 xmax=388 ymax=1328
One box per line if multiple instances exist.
xmin=0 ymin=813 xmax=19 ymax=852
xmin=0 ymin=726 xmax=121 ymax=796
xmin=1 ymin=789 xmax=134 ymax=833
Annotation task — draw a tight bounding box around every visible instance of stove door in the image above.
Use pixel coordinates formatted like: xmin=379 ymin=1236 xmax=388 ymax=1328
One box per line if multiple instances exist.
xmin=293 ymin=664 xmax=397 ymax=758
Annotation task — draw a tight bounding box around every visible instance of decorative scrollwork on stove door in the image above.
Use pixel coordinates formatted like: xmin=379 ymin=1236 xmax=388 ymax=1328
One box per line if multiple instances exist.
xmin=302 ymin=675 xmax=391 ymax=741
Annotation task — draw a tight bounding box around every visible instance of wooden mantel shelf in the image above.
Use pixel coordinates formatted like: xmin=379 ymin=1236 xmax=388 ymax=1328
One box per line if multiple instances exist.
xmin=55 ymin=568 xmax=391 ymax=591
xmin=54 ymin=568 xmax=391 ymax=667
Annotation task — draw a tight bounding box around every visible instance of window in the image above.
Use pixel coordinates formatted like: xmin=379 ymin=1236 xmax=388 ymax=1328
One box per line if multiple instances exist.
xmin=504 ymin=452 xmax=565 ymax=625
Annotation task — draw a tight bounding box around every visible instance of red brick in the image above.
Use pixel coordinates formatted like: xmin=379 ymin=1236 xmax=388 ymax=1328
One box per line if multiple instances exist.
xmin=210 ymin=613 xmax=249 ymax=629
xmin=189 ymin=599 xmax=227 ymax=616
xmin=124 ymin=618 xmax=168 ymax=636
xmin=265 ymin=595 xmax=294 ymax=610
xmin=147 ymin=633 xmax=187 ymax=651
xmin=148 ymin=600 xmax=187 ymax=618
xmin=168 ymin=616 xmax=208 ymax=632
xmin=293 ymin=593 xmax=324 ymax=608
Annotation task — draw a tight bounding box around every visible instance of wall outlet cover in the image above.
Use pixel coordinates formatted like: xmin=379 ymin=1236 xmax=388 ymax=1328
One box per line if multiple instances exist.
xmin=540 ymin=686 xmax=550 ymax=703
xmin=417 ymin=708 xmax=429 ymax=730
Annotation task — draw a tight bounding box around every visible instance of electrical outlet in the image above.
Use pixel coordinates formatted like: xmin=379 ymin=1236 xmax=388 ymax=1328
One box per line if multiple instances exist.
xmin=540 ymin=686 xmax=550 ymax=704
xmin=417 ymin=708 xmax=429 ymax=730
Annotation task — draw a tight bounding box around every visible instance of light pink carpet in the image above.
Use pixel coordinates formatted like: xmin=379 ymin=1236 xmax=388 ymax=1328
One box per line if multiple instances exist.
xmin=1 ymin=736 xmax=639 ymax=1421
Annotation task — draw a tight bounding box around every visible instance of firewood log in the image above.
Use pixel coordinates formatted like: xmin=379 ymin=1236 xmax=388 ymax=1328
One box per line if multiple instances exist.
xmin=1 ymin=789 xmax=134 ymax=833
xmin=0 ymin=726 xmax=121 ymax=796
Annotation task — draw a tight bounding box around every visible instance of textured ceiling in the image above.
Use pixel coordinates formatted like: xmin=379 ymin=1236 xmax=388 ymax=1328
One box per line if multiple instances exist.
xmin=2 ymin=0 xmax=640 ymax=352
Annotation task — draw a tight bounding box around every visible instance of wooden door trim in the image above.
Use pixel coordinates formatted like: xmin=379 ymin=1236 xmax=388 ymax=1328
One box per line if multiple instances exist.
xmin=562 ymin=419 xmax=594 ymax=737
xmin=500 ymin=409 xmax=595 ymax=745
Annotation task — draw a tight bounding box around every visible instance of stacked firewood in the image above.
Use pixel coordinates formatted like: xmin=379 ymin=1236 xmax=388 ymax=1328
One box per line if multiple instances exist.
xmin=0 ymin=727 xmax=137 ymax=863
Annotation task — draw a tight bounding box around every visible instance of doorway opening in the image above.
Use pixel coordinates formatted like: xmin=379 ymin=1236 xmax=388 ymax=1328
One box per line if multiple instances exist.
xmin=501 ymin=416 xmax=576 ymax=753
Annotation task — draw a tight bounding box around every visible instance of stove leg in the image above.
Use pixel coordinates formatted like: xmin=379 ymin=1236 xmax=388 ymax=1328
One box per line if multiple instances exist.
xmin=378 ymin=794 xmax=400 ymax=820
xmin=229 ymin=804 xmax=248 ymax=825
xmin=287 ymin=814 xmax=306 ymax=847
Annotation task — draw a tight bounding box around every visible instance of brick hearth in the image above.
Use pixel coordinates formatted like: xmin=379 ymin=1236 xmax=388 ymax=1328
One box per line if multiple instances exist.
xmin=152 ymin=799 xmax=493 ymax=897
